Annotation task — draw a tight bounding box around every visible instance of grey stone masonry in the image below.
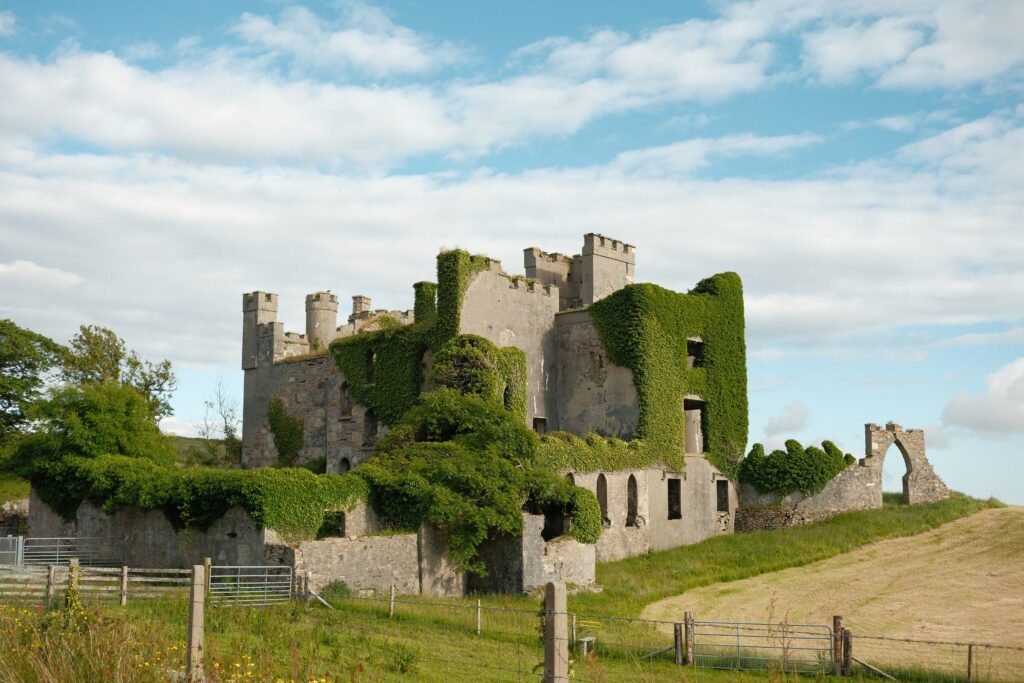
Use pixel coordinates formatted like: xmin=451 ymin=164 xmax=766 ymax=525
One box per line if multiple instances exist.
xmin=737 ymin=422 xmax=950 ymax=529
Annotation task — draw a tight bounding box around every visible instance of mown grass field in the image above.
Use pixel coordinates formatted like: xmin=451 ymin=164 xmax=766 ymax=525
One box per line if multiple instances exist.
xmin=0 ymin=493 xmax=1005 ymax=682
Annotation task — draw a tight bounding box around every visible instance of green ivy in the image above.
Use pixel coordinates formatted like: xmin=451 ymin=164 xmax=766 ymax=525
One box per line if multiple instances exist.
xmin=413 ymin=281 xmax=437 ymax=323
xmin=433 ymin=250 xmax=494 ymax=347
xmin=588 ymin=275 xmax=748 ymax=477
xmin=536 ymin=431 xmax=660 ymax=472
xmin=430 ymin=335 xmax=528 ymax=420
xmin=738 ymin=439 xmax=853 ymax=497
xmin=29 ymin=454 xmax=368 ymax=541
xmin=267 ymin=398 xmax=303 ymax=467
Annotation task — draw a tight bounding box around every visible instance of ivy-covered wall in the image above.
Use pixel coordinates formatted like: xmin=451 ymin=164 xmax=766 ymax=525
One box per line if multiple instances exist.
xmin=588 ymin=274 xmax=748 ymax=476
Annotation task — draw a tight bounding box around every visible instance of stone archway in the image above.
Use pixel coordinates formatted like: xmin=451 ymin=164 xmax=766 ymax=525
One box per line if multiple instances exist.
xmin=863 ymin=423 xmax=949 ymax=505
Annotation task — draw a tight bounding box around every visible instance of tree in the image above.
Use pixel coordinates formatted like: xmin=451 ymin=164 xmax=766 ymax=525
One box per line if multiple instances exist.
xmin=61 ymin=325 xmax=177 ymax=421
xmin=10 ymin=381 xmax=176 ymax=477
xmin=191 ymin=379 xmax=242 ymax=466
xmin=0 ymin=319 xmax=64 ymax=444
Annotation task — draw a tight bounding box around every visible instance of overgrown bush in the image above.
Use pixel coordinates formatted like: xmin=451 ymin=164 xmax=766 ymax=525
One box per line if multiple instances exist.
xmin=738 ymin=439 xmax=853 ymax=497
xmin=267 ymin=399 xmax=303 ymax=467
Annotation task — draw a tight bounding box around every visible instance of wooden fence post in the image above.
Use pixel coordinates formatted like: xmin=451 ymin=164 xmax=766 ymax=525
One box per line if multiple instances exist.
xmin=66 ymin=558 xmax=79 ymax=608
xmin=476 ymin=599 xmax=482 ymax=635
xmin=571 ymin=614 xmax=577 ymax=648
xmin=833 ymin=615 xmax=844 ymax=670
xmin=186 ymin=564 xmax=205 ymax=683
xmin=674 ymin=622 xmax=684 ymax=665
xmin=202 ymin=557 xmax=211 ymax=597
xmin=842 ymin=629 xmax=853 ymax=676
xmin=967 ymin=643 xmax=974 ymax=682
xmin=684 ymin=612 xmax=695 ymax=665
xmin=120 ymin=565 xmax=129 ymax=606
xmin=543 ymin=582 xmax=568 ymax=683
xmin=46 ymin=565 xmax=56 ymax=603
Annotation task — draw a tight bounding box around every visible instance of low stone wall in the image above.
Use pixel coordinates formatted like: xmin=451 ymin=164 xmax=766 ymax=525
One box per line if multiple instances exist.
xmin=28 ymin=488 xmax=267 ymax=566
xmin=286 ymin=534 xmax=421 ymax=595
xmin=521 ymin=514 xmax=595 ymax=592
xmin=734 ymin=506 xmax=815 ymax=532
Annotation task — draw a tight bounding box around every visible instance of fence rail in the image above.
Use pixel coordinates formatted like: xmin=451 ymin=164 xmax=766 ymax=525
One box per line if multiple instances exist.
xmin=0 ymin=564 xmax=191 ymax=604
xmin=209 ymin=565 xmax=292 ymax=606
xmin=691 ymin=619 xmax=835 ymax=674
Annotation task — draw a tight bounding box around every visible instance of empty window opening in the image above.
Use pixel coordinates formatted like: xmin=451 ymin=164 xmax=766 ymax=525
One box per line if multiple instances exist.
xmin=626 ymin=475 xmax=639 ymax=527
xmin=533 ymin=417 xmax=548 ymax=435
xmin=565 ymin=473 xmax=576 ymax=486
xmin=316 ymin=511 xmax=346 ymax=539
xmin=667 ymin=478 xmax=682 ymax=520
xmin=339 ymin=457 xmax=352 ymax=474
xmin=541 ymin=508 xmax=569 ymax=541
xmin=686 ymin=338 xmax=705 ymax=369
xmin=362 ymin=410 xmax=378 ymax=446
xmin=684 ymin=398 xmax=706 ymax=455
xmin=716 ymin=480 xmax=729 ymax=513
xmin=339 ymin=382 xmax=353 ymax=417
xmin=366 ymin=351 xmax=377 ymax=384
xmin=597 ymin=474 xmax=610 ymax=527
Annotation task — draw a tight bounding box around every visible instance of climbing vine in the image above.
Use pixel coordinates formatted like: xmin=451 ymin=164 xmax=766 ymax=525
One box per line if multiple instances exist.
xmin=738 ymin=439 xmax=855 ymax=497
xmin=413 ymin=281 xmax=438 ymax=323
xmin=430 ymin=334 xmax=528 ymax=420
xmin=535 ymin=432 xmax=671 ymax=473
xmin=588 ymin=275 xmax=748 ymax=477
xmin=267 ymin=398 xmax=303 ymax=467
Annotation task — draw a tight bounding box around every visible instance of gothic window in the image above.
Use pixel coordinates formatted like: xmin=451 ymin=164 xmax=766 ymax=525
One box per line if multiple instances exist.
xmin=626 ymin=475 xmax=639 ymax=527
xmin=668 ymin=478 xmax=682 ymax=520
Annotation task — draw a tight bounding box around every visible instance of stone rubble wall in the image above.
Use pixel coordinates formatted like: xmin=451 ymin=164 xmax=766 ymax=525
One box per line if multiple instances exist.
xmin=1 ymin=499 xmax=28 ymax=536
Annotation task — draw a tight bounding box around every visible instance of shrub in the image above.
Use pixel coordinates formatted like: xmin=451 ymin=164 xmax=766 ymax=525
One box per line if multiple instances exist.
xmin=267 ymin=399 xmax=303 ymax=467
xmin=738 ymin=439 xmax=853 ymax=497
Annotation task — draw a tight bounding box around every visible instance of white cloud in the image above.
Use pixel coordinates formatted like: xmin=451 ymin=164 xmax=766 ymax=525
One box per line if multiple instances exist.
xmin=802 ymin=17 xmax=924 ymax=84
xmin=943 ymin=328 xmax=1024 ymax=346
xmin=764 ymin=401 xmax=809 ymax=437
xmin=0 ymin=260 xmax=83 ymax=288
xmin=233 ymin=4 xmax=462 ymax=77
xmin=875 ymin=115 xmax=918 ymax=132
xmin=0 ymin=10 xmax=15 ymax=36
xmin=942 ymin=359 xmax=1024 ymax=434
xmin=607 ymin=133 xmax=820 ymax=176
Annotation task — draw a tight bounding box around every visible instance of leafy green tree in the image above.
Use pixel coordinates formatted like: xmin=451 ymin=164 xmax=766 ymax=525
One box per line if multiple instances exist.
xmin=0 ymin=319 xmax=64 ymax=445
xmin=10 ymin=381 xmax=176 ymax=480
xmin=61 ymin=325 xmax=177 ymax=420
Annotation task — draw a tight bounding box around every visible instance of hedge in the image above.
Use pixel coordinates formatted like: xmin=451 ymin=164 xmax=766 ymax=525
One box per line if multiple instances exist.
xmin=738 ymin=439 xmax=855 ymax=497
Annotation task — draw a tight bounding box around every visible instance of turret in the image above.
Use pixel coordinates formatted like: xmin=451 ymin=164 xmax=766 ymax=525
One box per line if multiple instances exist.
xmin=580 ymin=233 xmax=635 ymax=305
xmin=305 ymin=291 xmax=339 ymax=351
xmin=242 ymin=291 xmax=278 ymax=369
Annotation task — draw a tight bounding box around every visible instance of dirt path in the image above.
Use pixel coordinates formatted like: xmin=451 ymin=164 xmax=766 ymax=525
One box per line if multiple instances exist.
xmin=641 ymin=507 xmax=1024 ymax=679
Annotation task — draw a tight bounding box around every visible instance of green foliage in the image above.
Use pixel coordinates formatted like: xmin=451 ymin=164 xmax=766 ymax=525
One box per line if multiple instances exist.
xmin=738 ymin=439 xmax=853 ymax=497
xmin=433 ymin=250 xmax=493 ymax=346
xmin=316 ymin=510 xmax=346 ymax=538
xmin=536 ymin=431 xmax=655 ymax=473
xmin=10 ymin=382 xmax=175 ymax=486
xmin=588 ymin=275 xmax=748 ymax=477
xmin=413 ymin=281 xmax=437 ymax=323
xmin=319 ymin=580 xmax=351 ymax=600
xmin=0 ymin=319 xmax=64 ymax=444
xmin=267 ymin=398 xmax=303 ymax=467
xmin=430 ymin=335 xmax=528 ymax=419
xmin=26 ymin=453 xmax=369 ymax=539
xmin=61 ymin=325 xmax=177 ymax=420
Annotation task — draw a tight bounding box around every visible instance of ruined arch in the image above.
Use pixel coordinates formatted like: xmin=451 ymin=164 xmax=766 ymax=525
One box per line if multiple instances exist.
xmin=863 ymin=423 xmax=949 ymax=506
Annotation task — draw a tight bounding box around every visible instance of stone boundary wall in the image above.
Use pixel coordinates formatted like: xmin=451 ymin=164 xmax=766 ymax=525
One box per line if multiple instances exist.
xmin=27 ymin=488 xmax=267 ymax=566
xmin=734 ymin=506 xmax=815 ymax=532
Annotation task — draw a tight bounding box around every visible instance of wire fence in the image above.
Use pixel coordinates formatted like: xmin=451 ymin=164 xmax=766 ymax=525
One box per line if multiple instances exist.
xmin=848 ymin=631 xmax=1024 ymax=682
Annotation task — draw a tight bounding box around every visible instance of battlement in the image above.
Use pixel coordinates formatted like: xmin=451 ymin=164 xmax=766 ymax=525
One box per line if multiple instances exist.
xmin=500 ymin=272 xmax=553 ymax=296
xmin=306 ymin=292 xmax=339 ymax=308
xmin=243 ymin=291 xmax=278 ymax=314
xmin=582 ymin=233 xmax=636 ymax=264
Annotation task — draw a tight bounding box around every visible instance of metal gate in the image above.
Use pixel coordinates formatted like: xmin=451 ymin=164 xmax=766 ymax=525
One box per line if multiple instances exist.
xmin=20 ymin=537 xmax=125 ymax=566
xmin=0 ymin=537 xmax=21 ymax=565
xmin=209 ymin=565 xmax=292 ymax=606
xmin=691 ymin=620 xmax=835 ymax=674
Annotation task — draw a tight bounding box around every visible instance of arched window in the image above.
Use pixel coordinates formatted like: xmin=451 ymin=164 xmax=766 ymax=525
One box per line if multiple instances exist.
xmin=597 ymin=474 xmax=610 ymax=528
xmin=626 ymin=475 xmax=639 ymax=527
xmin=566 ymin=473 xmax=576 ymax=486
xmin=339 ymin=457 xmax=352 ymax=473
xmin=339 ymin=382 xmax=353 ymax=417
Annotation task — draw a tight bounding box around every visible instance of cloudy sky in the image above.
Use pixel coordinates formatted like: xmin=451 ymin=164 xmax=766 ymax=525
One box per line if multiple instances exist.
xmin=1 ymin=0 xmax=1022 ymax=502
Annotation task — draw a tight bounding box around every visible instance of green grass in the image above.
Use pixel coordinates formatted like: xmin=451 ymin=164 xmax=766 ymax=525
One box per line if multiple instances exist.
xmin=0 ymin=469 xmax=29 ymax=502
xmin=570 ymin=492 xmax=1000 ymax=617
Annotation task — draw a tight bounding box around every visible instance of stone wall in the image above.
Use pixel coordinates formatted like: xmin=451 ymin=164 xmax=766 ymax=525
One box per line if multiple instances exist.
xmin=242 ymin=354 xmax=373 ymax=471
xmin=554 ymin=311 xmax=639 ymax=439
xmin=28 ymin=488 xmax=267 ymax=566
xmin=521 ymin=514 xmax=595 ymax=592
xmin=281 ymin=533 xmax=421 ymax=595
xmin=734 ymin=506 xmax=815 ymax=532
xmin=737 ymin=423 xmax=950 ymax=529
xmin=459 ymin=264 xmax=560 ymax=429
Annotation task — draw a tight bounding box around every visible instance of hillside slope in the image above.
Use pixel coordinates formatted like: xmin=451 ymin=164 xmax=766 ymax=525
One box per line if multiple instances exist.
xmin=642 ymin=506 xmax=1024 ymax=679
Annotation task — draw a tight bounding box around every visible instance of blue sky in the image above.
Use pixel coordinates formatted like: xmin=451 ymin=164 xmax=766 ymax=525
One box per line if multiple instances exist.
xmin=1 ymin=1 xmax=1022 ymax=502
